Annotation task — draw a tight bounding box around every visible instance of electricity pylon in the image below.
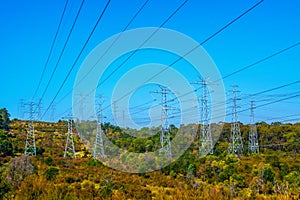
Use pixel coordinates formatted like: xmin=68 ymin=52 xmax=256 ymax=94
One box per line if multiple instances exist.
xmin=152 ymin=86 xmax=174 ymax=158
xmin=50 ymin=102 xmax=56 ymax=122
xmin=192 ymin=78 xmax=213 ymax=156
xmin=228 ymin=85 xmax=243 ymax=156
xmin=75 ymin=93 xmax=86 ymax=123
xmin=113 ymin=101 xmax=118 ymax=126
xmin=64 ymin=114 xmax=76 ymax=158
xmin=18 ymin=99 xmax=25 ymax=119
xmin=37 ymin=99 xmax=42 ymax=120
xmin=24 ymin=101 xmax=36 ymax=156
xmin=248 ymin=101 xmax=259 ymax=154
xmin=93 ymin=96 xmax=105 ymax=159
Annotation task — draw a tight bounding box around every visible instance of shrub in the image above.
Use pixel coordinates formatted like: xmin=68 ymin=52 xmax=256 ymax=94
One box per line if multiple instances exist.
xmin=0 ymin=173 xmax=10 ymax=199
xmin=44 ymin=167 xmax=59 ymax=180
xmin=4 ymin=155 xmax=34 ymax=188
xmin=45 ymin=156 xmax=53 ymax=166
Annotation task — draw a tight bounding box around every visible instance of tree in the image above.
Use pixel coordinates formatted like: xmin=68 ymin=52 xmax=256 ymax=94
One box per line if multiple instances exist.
xmin=131 ymin=138 xmax=147 ymax=152
xmin=4 ymin=155 xmax=34 ymax=188
xmin=283 ymin=131 xmax=300 ymax=159
xmin=0 ymin=108 xmax=10 ymax=130
xmin=0 ymin=130 xmax=13 ymax=157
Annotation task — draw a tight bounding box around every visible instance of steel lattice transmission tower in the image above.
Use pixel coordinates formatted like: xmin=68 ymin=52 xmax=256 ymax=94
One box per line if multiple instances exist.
xmin=50 ymin=102 xmax=56 ymax=122
xmin=37 ymin=99 xmax=43 ymax=120
xmin=64 ymin=115 xmax=76 ymax=158
xmin=200 ymin=79 xmax=213 ymax=155
xmin=93 ymin=97 xmax=105 ymax=159
xmin=192 ymin=78 xmax=213 ymax=156
xmin=113 ymin=101 xmax=118 ymax=126
xmin=248 ymin=101 xmax=259 ymax=154
xmin=25 ymin=101 xmax=36 ymax=156
xmin=152 ymin=86 xmax=173 ymax=157
xmin=18 ymin=99 xmax=25 ymax=119
xmin=228 ymin=85 xmax=243 ymax=156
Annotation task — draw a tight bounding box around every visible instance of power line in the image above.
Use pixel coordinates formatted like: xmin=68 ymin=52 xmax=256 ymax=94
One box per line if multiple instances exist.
xmin=55 ymin=0 xmax=150 ymax=105
xmin=56 ymin=0 xmax=190 ymax=119
xmin=123 ymin=85 xmax=299 ymax=124
xmin=162 ymin=42 xmax=300 ymax=109
xmin=249 ymin=80 xmax=300 ymax=97
xmin=57 ymin=0 xmax=266 ymax=121
xmin=73 ymin=0 xmax=150 ymax=91
xmin=37 ymin=99 xmax=43 ymax=120
xmin=39 ymin=0 xmax=86 ymax=101
xmin=75 ymin=93 xmax=86 ymax=123
xmin=50 ymin=102 xmax=56 ymax=122
xmin=279 ymin=117 xmax=300 ymax=123
xmin=211 ymin=91 xmax=300 ymax=123
xmin=200 ymin=0 xmax=264 ymax=45
xmin=56 ymin=0 xmax=298 ymax=128
xmin=96 ymin=0 xmax=190 ymax=90
xmin=42 ymin=0 xmax=111 ymax=120
xmin=199 ymin=92 xmax=300 ymax=123
xmin=110 ymin=80 xmax=300 ymax=126
xmin=100 ymin=0 xmax=264 ymax=113
xmin=261 ymin=113 xmax=300 ymax=122
xmin=220 ymin=42 xmax=300 ymax=81
xmin=260 ymin=142 xmax=300 ymax=147
xmin=148 ymin=83 xmax=300 ymax=126
xmin=115 ymin=91 xmax=300 ymax=149
xmin=32 ymin=0 xmax=70 ymax=99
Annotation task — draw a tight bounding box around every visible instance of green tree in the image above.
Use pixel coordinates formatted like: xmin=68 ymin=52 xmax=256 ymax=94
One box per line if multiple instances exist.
xmin=283 ymin=131 xmax=300 ymax=159
xmin=131 ymin=138 xmax=147 ymax=152
xmin=0 ymin=108 xmax=10 ymax=130
xmin=0 ymin=130 xmax=13 ymax=157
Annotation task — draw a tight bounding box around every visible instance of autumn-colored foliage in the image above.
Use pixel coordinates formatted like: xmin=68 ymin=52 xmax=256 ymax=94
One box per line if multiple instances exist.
xmin=0 ymin=118 xmax=299 ymax=199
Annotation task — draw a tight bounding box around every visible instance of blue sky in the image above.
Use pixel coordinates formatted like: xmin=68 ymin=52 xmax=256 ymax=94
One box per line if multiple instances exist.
xmin=0 ymin=0 xmax=300 ymax=125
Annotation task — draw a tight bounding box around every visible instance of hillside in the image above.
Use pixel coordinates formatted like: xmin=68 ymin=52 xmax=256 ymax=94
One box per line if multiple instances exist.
xmin=0 ymin=118 xmax=299 ymax=199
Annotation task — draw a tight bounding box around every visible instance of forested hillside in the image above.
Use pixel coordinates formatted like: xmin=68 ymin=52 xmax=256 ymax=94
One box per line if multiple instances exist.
xmin=0 ymin=108 xmax=299 ymax=199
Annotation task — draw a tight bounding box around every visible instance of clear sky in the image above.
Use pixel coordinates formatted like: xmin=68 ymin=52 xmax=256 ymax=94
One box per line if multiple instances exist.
xmin=0 ymin=0 xmax=300 ymax=125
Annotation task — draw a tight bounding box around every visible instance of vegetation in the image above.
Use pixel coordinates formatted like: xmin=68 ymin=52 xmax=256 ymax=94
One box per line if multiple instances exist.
xmin=0 ymin=108 xmax=299 ymax=199
xmin=0 ymin=108 xmax=10 ymax=131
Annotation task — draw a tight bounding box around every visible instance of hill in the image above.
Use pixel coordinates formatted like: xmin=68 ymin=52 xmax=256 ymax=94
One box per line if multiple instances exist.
xmin=0 ymin=117 xmax=299 ymax=199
